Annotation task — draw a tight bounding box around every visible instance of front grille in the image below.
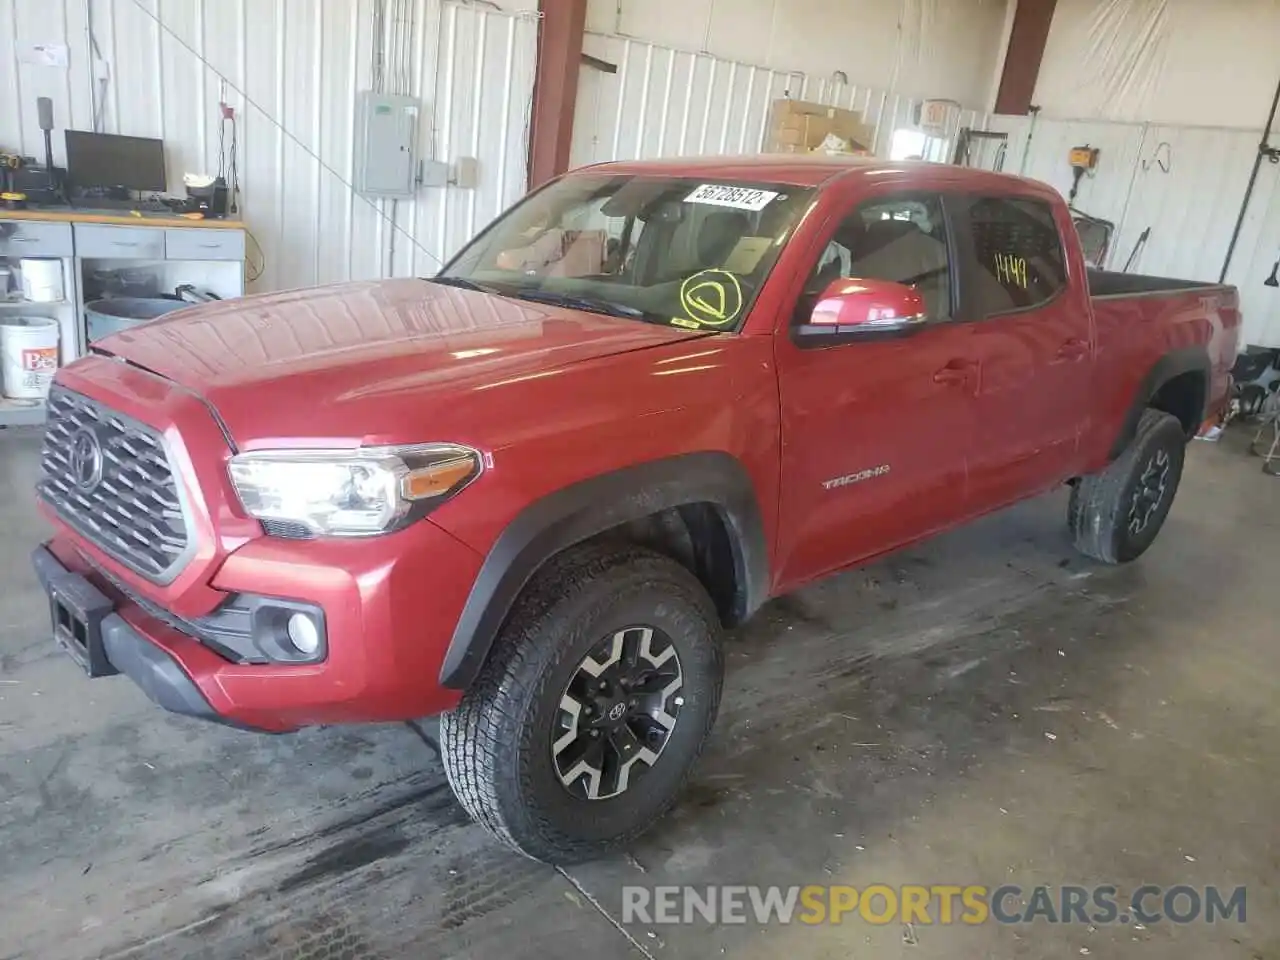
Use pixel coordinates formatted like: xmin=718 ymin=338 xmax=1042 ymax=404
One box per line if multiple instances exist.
xmin=39 ymin=388 xmax=194 ymax=583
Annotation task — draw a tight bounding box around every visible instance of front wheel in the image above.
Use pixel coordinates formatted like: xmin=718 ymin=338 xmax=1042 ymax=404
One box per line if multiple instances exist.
xmin=440 ymin=543 xmax=723 ymax=863
xmin=1069 ymin=408 xmax=1187 ymax=564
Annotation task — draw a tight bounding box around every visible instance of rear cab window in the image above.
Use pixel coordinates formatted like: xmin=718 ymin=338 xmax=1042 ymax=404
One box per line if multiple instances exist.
xmin=962 ymin=196 xmax=1067 ymax=315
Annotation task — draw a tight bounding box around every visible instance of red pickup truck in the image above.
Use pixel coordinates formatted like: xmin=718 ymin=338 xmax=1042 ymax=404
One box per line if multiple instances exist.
xmin=33 ymin=158 xmax=1238 ymax=862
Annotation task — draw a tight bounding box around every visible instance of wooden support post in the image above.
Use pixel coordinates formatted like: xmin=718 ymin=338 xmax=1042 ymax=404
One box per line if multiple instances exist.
xmin=528 ymin=0 xmax=588 ymax=187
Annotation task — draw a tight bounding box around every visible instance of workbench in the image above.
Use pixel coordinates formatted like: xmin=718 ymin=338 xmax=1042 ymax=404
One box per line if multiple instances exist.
xmin=0 ymin=208 xmax=247 ymax=426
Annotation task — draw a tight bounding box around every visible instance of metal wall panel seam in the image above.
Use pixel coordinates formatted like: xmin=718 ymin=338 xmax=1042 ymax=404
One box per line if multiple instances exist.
xmin=635 ymin=42 xmax=654 ymax=158
xmin=677 ymin=53 xmax=696 ymax=155
xmin=698 ymin=57 xmax=716 ymax=154
xmin=610 ymin=39 xmax=631 ymax=162
xmin=465 ymin=9 xmax=487 ymax=241
xmin=406 ymin=0 xmax=429 ymax=276
xmin=108 ymin=0 xmax=122 ymax=130
xmin=435 ymin=1 xmax=457 ymax=269
xmin=273 ymin=0 xmax=285 ymax=292
xmin=312 ymin=0 xmax=323 ymax=286
xmin=737 ymin=65 xmax=756 ymax=154
xmin=59 ymin=0 xmax=74 ymax=127
xmin=8 ymin=0 xmax=26 ymax=154
xmin=495 ymin=14 xmax=517 ymax=213
xmin=195 ymin=0 xmax=206 ymax=166
xmin=655 ymin=46 xmax=675 ymax=157
xmin=345 ymin=0 xmax=362 ymax=282
xmin=717 ymin=61 xmax=736 ymax=154
xmin=153 ymin=0 xmax=165 ymax=142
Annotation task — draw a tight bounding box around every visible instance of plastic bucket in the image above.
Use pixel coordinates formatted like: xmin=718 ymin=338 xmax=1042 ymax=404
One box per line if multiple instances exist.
xmin=19 ymin=259 xmax=64 ymax=303
xmin=0 ymin=316 xmax=60 ymax=400
xmin=85 ymin=297 xmax=187 ymax=343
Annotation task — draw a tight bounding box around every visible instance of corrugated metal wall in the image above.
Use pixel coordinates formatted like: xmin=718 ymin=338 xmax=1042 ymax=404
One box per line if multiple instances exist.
xmin=572 ymin=33 xmax=990 ymax=168
xmin=990 ymin=113 xmax=1280 ymax=347
xmin=573 ymin=35 xmax=803 ymax=168
xmin=0 ymin=0 xmax=538 ymax=292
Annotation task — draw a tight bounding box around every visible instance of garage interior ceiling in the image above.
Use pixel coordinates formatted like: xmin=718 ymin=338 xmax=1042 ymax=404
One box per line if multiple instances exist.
xmin=0 ymin=0 xmax=537 ymax=292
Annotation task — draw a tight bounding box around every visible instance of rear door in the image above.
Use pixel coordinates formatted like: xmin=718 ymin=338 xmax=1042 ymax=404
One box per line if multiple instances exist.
xmin=953 ymin=195 xmax=1092 ymax=509
xmin=774 ymin=190 xmax=978 ymax=589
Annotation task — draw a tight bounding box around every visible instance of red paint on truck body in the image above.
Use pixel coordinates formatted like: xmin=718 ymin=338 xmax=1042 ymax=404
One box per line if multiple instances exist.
xmin=37 ymin=157 xmax=1240 ymax=731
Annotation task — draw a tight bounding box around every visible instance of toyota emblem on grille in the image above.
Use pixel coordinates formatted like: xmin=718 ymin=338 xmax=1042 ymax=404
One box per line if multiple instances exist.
xmin=70 ymin=427 xmax=105 ymax=492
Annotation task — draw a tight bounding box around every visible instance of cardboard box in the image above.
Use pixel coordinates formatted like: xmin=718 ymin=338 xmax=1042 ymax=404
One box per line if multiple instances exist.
xmin=766 ymin=98 xmax=875 ymax=155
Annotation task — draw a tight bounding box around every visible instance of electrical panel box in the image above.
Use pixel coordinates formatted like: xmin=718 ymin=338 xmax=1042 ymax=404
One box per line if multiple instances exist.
xmin=355 ymin=92 xmax=419 ymax=198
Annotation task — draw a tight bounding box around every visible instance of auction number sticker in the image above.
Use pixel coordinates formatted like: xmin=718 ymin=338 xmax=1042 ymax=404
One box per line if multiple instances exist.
xmin=685 ymin=184 xmax=779 ymax=211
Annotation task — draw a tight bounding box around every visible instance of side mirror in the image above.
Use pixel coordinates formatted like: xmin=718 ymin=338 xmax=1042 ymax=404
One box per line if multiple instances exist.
xmin=795 ymin=278 xmax=929 ymax=345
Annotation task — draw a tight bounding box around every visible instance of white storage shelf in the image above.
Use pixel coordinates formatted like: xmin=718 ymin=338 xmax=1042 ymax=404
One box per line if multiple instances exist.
xmin=0 ymin=216 xmax=245 ymax=427
xmin=0 ymin=251 xmax=76 ymax=427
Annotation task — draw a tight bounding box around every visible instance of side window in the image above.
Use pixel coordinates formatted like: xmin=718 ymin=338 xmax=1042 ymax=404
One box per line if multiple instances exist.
xmin=966 ymin=197 xmax=1066 ymax=313
xmin=799 ymin=194 xmax=953 ymax=322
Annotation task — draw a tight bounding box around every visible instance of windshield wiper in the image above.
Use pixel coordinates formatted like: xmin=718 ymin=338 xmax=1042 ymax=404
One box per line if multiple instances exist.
xmin=505 ymin=288 xmax=657 ymax=322
xmin=435 ymin=278 xmax=669 ymax=325
xmin=431 ymin=275 xmax=497 ymax=294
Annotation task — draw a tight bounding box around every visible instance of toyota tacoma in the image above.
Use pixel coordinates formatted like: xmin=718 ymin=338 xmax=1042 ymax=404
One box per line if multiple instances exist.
xmin=33 ymin=157 xmax=1239 ymax=862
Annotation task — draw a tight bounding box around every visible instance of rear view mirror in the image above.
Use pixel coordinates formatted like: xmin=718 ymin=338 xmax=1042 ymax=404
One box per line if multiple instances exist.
xmin=794 ymin=278 xmax=928 ymax=345
xmin=639 ymin=200 xmax=686 ymax=224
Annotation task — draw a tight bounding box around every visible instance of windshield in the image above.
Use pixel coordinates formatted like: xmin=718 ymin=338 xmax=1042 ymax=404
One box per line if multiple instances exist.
xmin=439 ymin=175 xmax=816 ymax=332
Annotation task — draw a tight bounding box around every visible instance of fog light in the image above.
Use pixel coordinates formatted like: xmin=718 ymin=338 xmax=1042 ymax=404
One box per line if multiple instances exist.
xmin=286 ymin=613 xmax=321 ymax=656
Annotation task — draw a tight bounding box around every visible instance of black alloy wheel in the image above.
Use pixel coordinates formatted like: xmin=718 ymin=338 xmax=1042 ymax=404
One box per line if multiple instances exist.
xmin=1126 ymin=448 xmax=1172 ymax=536
xmin=552 ymin=626 xmax=684 ymax=800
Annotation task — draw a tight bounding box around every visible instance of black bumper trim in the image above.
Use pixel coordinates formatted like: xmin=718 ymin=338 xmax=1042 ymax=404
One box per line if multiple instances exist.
xmin=32 ymin=545 xmax=268 ymax=732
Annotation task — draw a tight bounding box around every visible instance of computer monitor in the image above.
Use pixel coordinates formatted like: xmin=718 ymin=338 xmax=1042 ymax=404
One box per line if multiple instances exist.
xmin=65 ymin=131 xmax=167 ymax=193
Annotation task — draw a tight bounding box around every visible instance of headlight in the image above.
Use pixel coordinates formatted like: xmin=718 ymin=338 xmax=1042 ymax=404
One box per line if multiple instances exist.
xmin=228 ymin=443 xmax=482 ymax=537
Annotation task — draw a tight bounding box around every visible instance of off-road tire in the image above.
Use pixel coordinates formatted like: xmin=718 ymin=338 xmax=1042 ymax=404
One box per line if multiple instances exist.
xmin=440 ymin=542 xmax=724 ymax=863
xmin=1069 ymin=408 xmax=1187 ymax=564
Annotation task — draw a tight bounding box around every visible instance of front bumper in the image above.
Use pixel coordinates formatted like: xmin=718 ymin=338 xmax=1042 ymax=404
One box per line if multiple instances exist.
xmin=33 ymin=545 xmax=257 ymax=729
xmin=37 ymin=357 xmax=488 ymax=732
xmin=37 ymin=520 xmax=484 ymax=732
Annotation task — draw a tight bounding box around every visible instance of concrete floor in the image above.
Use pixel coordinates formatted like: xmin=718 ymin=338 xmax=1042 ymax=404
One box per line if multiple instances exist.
xmin=1 ymin=424 xmax=1278 ymax=960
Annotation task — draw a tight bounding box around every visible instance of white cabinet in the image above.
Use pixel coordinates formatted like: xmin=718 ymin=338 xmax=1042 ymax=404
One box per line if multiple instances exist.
xmin=0 ymin=214 xmax=246 ymax=427
xmin=74 ymin=224 xmax=168 ymax=260
xmin=0 ymin=221 xmax=74 ymax=258
xmin=165 ymin=228 xmax=245 ymax=262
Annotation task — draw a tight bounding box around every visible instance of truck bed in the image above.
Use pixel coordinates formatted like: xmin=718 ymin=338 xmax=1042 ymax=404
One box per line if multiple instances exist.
xmin=1087 ymin=268 xmax=1224 ymax=299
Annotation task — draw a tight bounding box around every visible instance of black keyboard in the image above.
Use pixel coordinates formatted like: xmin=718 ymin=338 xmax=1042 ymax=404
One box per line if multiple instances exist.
xmin=73 ymin=198 xmax=174 ymax=213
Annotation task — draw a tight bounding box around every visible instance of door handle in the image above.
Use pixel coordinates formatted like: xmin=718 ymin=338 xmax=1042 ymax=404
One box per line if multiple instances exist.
xmin=933 ymin=359 xmax=976 ymax=386
xmin=1057 ymin=338 xmax=1089 ymax=360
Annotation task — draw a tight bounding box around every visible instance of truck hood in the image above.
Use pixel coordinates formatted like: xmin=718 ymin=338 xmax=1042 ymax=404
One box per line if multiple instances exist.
xmin=92 ymin=279 xmax=711 ymax=447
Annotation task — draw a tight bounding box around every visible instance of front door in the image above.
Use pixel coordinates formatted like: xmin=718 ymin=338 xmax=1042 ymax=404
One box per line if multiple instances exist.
xmin=775 ymin=191 xmax=978 ymax=589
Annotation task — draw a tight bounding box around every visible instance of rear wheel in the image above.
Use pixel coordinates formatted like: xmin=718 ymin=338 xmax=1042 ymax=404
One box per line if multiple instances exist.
xmin=440 ymin=543 xmax=723 ymax=863
xmin=1069 ymin=408 xmax=1187 ymax=564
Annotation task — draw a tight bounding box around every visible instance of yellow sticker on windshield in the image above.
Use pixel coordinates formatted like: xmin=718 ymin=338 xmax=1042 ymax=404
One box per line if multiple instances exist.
xmin=679 ymin=269 xmax=745 ymax=328
xmin=670 ymin=316 xmax=701 ymax=330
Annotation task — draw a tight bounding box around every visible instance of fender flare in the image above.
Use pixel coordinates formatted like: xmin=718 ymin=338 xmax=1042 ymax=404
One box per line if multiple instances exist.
xmin=438 ymin=451 xmax=770 ymax=690
xmin=1108 ymin=345 xmax=1211 ymax=460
